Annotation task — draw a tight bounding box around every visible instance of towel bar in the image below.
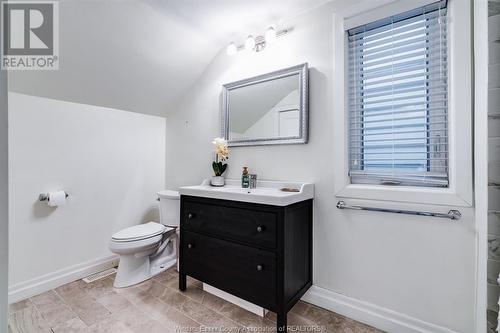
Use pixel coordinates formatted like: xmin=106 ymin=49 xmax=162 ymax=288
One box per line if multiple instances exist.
xmin=336 ymin=201 xmax=461 ymax=220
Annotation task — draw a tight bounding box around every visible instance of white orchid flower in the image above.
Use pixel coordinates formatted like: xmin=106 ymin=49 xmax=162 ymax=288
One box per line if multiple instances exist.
xmin=212 ymin=137 xmax=229 ymax=161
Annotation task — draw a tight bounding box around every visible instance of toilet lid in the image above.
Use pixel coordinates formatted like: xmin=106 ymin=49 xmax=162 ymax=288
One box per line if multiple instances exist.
xmin=157 ymin=190 xmax=180 ymax=199
xmin=112 ymin=222 xmax=166 ymax=242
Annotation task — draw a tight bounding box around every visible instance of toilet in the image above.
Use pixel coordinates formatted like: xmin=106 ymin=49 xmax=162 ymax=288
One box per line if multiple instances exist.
xmin=109 ymin=190 xmax=180 ymax=288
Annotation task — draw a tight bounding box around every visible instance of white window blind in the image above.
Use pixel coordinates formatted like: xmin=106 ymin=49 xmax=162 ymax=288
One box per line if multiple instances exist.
xmin=347 ymin=0 xmax=449 ymax=187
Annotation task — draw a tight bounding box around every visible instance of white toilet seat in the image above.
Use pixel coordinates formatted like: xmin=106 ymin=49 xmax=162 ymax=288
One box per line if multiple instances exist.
xmin=112 ymin=222 xmax=166 ymax=242
xmin=109 ymin=234 xmax=163 ymax=255
xmin=109 ymin=222 xmax=175 ymax=257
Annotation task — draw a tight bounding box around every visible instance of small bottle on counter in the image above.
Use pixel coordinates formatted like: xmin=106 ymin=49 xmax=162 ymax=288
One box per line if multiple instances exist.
xmin=241 ymin=167 xmax=250 ymax=188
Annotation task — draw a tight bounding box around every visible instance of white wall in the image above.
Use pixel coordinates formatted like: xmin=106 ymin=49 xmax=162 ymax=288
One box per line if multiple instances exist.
xmin=8 ymin=93 xmax=166 ymax=299
xmin=473 ymin=1 xmax=489 ymax=331
xmin=165 ymin=3 xmax=476 ymax=332
xmin=0 ymin=63 xmax=9 ymax=333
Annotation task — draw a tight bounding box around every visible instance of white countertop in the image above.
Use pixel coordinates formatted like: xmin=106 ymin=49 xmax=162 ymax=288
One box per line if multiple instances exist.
xmin=179 ymin=179 xmax=314 ymax=206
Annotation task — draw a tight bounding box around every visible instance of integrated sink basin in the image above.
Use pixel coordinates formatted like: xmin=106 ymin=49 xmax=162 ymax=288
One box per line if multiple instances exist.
xmin=179 ymin=179 xmax=314 ymax=206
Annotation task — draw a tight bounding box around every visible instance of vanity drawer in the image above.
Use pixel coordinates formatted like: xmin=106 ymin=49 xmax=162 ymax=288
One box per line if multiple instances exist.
xmin=182 ymin=231 xmax=277 ymax=309
xmin=182 ymin=199 xmax=277 ymax=249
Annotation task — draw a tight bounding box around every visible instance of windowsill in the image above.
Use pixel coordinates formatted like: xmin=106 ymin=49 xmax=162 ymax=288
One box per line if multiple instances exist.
xmin=336 ymin=183 xmax=473 ymax=207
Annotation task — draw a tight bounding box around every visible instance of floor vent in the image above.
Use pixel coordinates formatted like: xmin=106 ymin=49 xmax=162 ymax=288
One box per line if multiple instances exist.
xmin=82 ymin=268 xmax=117 ymax=283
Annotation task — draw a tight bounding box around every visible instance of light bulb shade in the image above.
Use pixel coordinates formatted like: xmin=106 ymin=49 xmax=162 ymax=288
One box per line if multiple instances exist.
xmin=265 ymin=27 xmax=277 ymax=43
xmin=245 ymin=35 xmax=255 ymax=51
xmin=226 ymin=42 xmax=237 ymax=55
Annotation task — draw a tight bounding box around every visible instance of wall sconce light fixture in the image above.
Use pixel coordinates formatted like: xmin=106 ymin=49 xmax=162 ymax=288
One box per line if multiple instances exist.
xmin=227 ymin=26 xmax=289 ymax=55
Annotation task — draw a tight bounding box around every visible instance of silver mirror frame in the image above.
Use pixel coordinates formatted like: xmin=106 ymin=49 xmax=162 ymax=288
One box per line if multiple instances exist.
xmin=221 ymin=63 xmax=309 ymax=147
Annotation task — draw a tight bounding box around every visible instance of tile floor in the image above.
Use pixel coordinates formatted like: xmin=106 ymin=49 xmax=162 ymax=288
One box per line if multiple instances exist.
xmin=8 ymin=268 xmax=383 ymax=333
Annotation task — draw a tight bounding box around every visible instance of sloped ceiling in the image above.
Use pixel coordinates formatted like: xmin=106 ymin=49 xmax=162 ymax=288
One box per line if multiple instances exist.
xmin=8 ymin=0 xmax=330 ymax=117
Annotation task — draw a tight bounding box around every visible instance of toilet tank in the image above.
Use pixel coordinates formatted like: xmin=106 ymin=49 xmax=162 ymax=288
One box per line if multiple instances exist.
xmin=157 ymin=190 xmax=180 ymax=227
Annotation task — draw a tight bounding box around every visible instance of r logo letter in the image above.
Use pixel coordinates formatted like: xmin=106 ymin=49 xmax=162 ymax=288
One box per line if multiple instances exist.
xmin=1 ymin=1 xmax=59 ymax=70
xmin=29 ymin=9 xmax=48 ymax=49
xmin=9 ymin=9 xmax=24 ymax=49
xmin=2 ymin=2 xmax=54 ymax=55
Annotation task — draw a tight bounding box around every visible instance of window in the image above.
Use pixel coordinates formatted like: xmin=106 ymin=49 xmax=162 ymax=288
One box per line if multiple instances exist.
xmin=347 ymin=0 xmax=448 ymax=187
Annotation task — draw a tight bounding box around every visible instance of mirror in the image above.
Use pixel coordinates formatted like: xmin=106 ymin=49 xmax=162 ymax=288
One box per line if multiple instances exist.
xmin=222 ymin=63 xmax=308 ymax=146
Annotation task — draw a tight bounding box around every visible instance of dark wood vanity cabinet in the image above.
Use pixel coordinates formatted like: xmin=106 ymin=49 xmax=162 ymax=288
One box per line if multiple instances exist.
xmin=179 ymin=195 xmax=313 ymax=332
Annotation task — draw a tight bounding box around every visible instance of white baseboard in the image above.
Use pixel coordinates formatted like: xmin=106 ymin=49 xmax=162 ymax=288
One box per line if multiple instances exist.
xmin=8 ymin=255 xmax=119 ymax=304
xmin=302 ymin=285 xmax=458 ymax=333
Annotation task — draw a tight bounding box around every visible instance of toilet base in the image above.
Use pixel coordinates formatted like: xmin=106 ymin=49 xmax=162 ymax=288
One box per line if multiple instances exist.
xmin=113 ymin=235 xmax=178 ymax=288
xmin=151 ymin=256 xmax=177 ymax=277
xmin=113 ymin=254 xmax=152 ymax=288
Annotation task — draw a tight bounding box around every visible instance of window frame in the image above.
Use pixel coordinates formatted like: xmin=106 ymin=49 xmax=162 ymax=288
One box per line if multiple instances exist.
xmin=347 ymin=1 xmax=449 ymax=188
xmin=333 ymin=0 xmax=472 ymax=207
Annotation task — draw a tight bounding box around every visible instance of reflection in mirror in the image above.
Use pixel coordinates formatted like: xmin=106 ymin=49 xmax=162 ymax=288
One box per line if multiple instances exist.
xmin=228 ymin=75 xmax=300 ymax=141
xmin=222 ymin=63 xmax=308 ymax=146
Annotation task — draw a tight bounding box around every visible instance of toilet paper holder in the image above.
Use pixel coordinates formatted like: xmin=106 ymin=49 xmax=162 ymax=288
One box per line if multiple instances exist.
xmin=39 ymin=192 xmax=69 ymax=202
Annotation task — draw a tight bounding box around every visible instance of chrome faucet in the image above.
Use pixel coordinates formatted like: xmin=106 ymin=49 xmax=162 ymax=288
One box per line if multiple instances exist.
xmin=249 ymin=174 xmax=257 ymax=189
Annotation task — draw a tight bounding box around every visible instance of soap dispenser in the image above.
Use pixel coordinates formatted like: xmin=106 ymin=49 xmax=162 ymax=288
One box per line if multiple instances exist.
xmin=241 ymin=167 xmax=250 ymax=188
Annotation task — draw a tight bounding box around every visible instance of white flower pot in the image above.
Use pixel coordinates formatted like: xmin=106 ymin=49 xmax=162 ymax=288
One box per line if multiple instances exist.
xmin=211 ymin=176 xmax=225 ymax=187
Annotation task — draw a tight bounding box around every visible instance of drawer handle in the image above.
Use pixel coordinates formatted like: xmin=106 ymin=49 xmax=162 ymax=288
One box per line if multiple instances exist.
xmin=256 ymin=226 xmax=264 ymax=233
xmin=256 ymin=264 xmax=263 ymax=271
xmin=187 ymin=243 xmax=194 ymax=249
xmin=188 ymin=213 xmax=196 ymax=219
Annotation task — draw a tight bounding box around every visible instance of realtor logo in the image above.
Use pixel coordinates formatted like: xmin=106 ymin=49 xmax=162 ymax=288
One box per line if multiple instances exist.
xmin=1 ymin=1 xmax=59 ymax=70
